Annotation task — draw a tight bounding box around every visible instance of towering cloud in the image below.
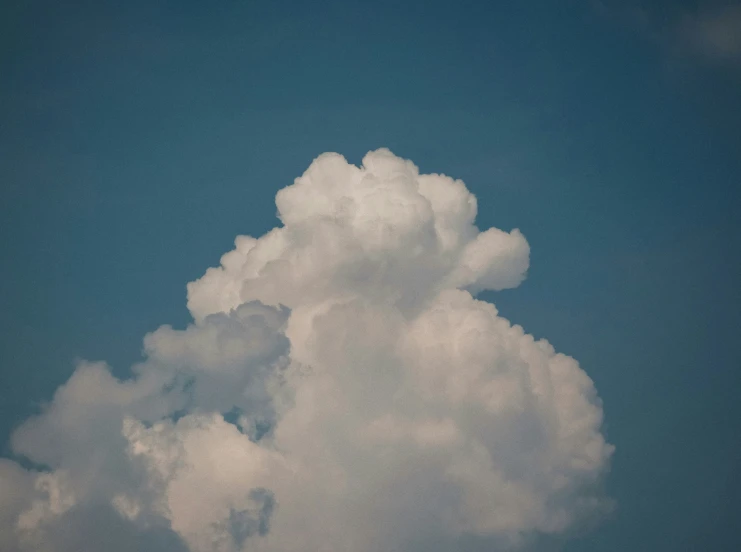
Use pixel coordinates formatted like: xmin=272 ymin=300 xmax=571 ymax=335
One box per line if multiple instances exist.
xmin=0 ymin=149 xmax=613 ymax=552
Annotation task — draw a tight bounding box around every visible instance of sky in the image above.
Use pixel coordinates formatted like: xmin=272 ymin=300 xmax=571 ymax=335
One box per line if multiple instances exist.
xmin=1 ymin=1 xmax=740 ymax=551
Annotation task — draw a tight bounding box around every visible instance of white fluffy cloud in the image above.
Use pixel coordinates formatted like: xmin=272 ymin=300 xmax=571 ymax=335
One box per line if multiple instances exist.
xmin=0 ymin=149 xmax=612 ymax=552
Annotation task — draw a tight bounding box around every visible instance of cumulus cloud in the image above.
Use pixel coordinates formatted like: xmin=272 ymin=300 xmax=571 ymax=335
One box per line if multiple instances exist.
xmin=0 ymin=149 xmax=613 ymax=552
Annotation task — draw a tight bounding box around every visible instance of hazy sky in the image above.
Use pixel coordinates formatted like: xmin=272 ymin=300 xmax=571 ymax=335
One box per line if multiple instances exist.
xmin=1 ymin=1 xmax=740 ymax=551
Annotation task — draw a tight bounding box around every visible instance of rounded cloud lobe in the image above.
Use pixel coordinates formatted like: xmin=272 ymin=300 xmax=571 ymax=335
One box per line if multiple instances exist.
xmin=0 ymin=149 xmax=612 ymax=552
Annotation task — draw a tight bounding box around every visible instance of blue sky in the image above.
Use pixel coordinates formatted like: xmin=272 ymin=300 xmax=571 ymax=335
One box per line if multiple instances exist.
xmin=1 ymin=1 xmax=740 ymax=550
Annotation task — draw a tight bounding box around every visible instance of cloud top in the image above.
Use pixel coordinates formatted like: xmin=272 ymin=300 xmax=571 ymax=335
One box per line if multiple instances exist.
xmin=187 ymin=149 xmax=529 ymax=319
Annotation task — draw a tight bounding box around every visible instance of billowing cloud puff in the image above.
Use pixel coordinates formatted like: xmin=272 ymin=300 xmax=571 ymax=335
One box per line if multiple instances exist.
xmin=0 ymin=149 xmax=612 ymax=552
xmin=187 ymin=149 xmax=529 ymax=319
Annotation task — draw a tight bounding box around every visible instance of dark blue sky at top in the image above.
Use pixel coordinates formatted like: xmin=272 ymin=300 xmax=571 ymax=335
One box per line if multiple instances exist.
xmin=1 ymin=0 xmax=740 ymax=550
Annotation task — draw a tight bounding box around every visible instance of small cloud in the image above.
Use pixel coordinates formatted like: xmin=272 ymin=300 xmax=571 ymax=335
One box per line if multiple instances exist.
xmin=593 ymin=0 xmax=741 ymax=67
xmin=677 ymin=5 xmax=741 ymax=64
